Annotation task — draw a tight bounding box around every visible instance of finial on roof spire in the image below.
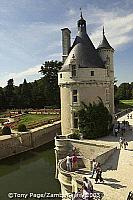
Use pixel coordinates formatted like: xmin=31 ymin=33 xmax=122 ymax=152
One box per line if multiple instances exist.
xmin=103 ymin=26 xmax=105 ymax=35
xmin=80 ymin=8 xmax=83 ymax=19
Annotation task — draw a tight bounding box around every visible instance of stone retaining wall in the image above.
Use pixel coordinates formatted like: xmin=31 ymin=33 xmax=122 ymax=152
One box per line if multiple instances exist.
xmin=55 ymin=138 xmax=116 ymax=170
xmin=0 ymin=121 xmax=61 ymax=160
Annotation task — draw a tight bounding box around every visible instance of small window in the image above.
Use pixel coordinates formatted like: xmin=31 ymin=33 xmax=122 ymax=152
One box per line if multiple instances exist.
xmin=73 ymin=113 xmax=78 ymax=128
xmin=72 ymin=65 xmax=76 ymax=77
xmin=72 ymin=90 xmax=77 ymax=103
xmin=60 ymin=74 xmax=62 ymax=78
xmin=91 ymin=71 xmax=94 ymax=76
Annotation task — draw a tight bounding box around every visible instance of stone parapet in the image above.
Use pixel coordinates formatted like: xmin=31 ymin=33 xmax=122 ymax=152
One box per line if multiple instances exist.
xmin=55 ymin=137 xmax=117 ymax=197
xmin=0 ymin=121 xmax=61 ymax=160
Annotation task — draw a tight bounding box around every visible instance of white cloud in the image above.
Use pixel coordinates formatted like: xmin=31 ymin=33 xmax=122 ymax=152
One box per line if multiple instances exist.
xmin=0 ymin=55 xmax=61 ymax=87
xmin=9 ymin=64 xmax=41 ymax=78
xmin=86 ymin=9 xmax=133 ymax=49
xmin=0 ymin=64 xmax=41 ymax=87
xmin=66 ymin=6 xmax=133 ymax=49
xmin=0 ymin=4 xmax=133 ymax=87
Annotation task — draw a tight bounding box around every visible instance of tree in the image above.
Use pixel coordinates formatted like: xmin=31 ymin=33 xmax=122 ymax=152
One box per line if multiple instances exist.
xmin=39 ymin=60 xmax=62 ymax=106
xmin=78 ymin=99 xmax=112 ymax=139
xmin=20 ymin=79 xmax=32 ymax=108
xmin=0 ymin=87 xmax=5 ymax=109
xmin=4 ymin=79 xmax=16 ymax=108
xmin=116 ymin=83 xmax=132 ymax=100
xmin=31 ymin=80 xmax=46 ymax=108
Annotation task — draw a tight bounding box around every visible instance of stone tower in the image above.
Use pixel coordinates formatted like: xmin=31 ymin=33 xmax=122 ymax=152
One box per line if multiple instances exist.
xmin=58 ymin=13 xmax=114 ymax=136
xmin=97 ymin=27 xmax=114 ymax=115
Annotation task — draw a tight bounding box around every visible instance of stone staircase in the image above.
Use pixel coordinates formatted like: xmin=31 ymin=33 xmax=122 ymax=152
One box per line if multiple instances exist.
xmin=90 ymin=137 xmax=133 ymax=200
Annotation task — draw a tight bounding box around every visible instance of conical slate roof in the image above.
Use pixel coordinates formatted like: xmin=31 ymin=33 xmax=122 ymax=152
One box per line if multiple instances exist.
xmin=97 ymin=27 xmax=114 ymax=50
xmin=60 ymin=15 xmax=105 ymax=72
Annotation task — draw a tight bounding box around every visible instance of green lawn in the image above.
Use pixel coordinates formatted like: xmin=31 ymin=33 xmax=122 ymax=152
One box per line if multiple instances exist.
xmin=13 ymin=113 xmax=60 ymax=130
xmin=120 ymin=100 xmax=133 ymax=108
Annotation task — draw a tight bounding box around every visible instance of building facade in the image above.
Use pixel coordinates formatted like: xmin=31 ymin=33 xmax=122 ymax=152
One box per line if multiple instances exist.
xmin=58 ymin=13 xmax=114 ymax=135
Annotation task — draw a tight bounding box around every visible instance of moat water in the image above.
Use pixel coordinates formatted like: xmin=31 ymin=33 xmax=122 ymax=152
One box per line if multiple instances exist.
xmin=0 ymin=142 xmax=61 ymax=200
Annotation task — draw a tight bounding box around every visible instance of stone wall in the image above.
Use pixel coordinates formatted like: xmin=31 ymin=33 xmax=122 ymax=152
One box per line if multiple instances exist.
xmin=55 ymin=137 xmax=117 ymax=197
xmin=55 ymin=138 xmax=116 ymax=169
xmin=0 ymin=121 xmax=61 ymax=160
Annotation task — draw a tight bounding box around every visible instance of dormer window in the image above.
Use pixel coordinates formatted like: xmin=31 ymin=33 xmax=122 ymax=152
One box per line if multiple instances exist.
xmin=72 ymin=65 xmax=76 ymax=77
xmin=91 ymin=71 xmax=94 ymax=76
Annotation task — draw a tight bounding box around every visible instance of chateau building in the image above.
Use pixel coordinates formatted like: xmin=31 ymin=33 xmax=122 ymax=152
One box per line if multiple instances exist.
xmin=58 ymin=13 xmax=114 ymax=135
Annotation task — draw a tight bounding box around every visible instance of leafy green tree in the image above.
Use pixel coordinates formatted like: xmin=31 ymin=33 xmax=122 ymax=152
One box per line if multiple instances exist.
xmin=78 ymin=99 xmax=112 ymax=139
xmin=116 ymin=83 xmax=132 ymax=100
xmin=20 ymin=79 xmax=32 ymax=108
xmin=4 ymin=79 xmax=16 ymax=108
xmin=39 ymin=60 xmax=62 ymax=106
xmin=31 ymin=80 xmax=46 ymax=108
xmin=0 ymin=87 xmax=5 ymax=109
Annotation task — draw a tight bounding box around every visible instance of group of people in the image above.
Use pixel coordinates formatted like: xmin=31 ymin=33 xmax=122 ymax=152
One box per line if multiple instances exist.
xmin=119 ymin=137 xmax=128 ymax=150
xmin=66 ymin=153 xmax=78 ymax=171
xmin=114 ymin=120 xmax=129 ymax=137
xmin=127 ymin=114 xmax=132 ymax=119
xmin=91 ymin=159 xmax=104 ymax=184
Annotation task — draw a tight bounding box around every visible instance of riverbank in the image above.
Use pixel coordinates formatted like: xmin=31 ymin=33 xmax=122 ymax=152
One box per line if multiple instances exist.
xmin=0 ymin=121 xmax=61 ymax=160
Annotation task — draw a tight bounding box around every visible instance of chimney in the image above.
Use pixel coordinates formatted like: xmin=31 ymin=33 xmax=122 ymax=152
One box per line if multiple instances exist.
xmin=61 ymin=28 xmax=71 ymax=63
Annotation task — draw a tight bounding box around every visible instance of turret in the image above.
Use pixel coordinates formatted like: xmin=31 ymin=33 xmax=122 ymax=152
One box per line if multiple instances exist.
xmin=61 ymin=28 xmax=71 ymax=63
xmin=97 ymin=27 xmax=114 ymax=79
xmin=97 ymin=27 xmax=115 ymax=115
xmin=77 ymin=12 xmax=87 ymax=33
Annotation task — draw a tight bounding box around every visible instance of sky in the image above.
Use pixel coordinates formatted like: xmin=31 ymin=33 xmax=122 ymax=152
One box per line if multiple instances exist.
xmin=0 ymin=0 xmax=133 ymax=87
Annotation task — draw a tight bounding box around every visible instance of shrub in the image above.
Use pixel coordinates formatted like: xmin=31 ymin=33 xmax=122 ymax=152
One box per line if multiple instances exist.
xmin=69 ymin=130 xmax=80 ymax=140
xmin=24 ymin=110 xmax=29 ymax=114
xmin=47 ymin=120 xmax=52 ymax=124
xmin=2 ymin=126 xmax=12 ymax=135
xmin=78 ymin=99 xmax=113 ymax=139
xmin=18 ymin=110 xmax=22 ymax=114
xmin=18 ymin=124 xmax=27 ymax=132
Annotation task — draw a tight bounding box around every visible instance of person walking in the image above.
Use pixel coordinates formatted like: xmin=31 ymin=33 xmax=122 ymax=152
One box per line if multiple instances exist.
xmin=66 ymin=155 xmax=72 ymax=171
xmin=118 ymin=121 xmax=120 ymax=132
xmin=123 ymin=139 xmax=128 ymax=150
xmin=82 ymin=177 xmax=93 ymax=199
xmin=95 ymin=166 xmax=104 ymax=183
xmin=119 ymin=137 xmax=123 ymax=150
xmin=114 ymin=127 xmax=118 ymax=137
xmin=91 ymin=159 xmax=98 ymax=178
xmin=83 ymin=177 xmax=93 ymax=193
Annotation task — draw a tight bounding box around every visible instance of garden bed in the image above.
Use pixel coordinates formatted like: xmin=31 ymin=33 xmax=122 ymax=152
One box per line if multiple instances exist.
xmin=10 ymin=113 xmax=60 ymax=130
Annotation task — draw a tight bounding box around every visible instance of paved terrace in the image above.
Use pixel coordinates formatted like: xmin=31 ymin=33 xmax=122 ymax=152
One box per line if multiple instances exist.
xmin=78 ymin=112 xmax=133 ymax=200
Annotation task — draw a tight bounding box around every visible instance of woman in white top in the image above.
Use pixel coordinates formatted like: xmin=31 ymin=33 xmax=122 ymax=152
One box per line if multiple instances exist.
xmin=66 ymin=155 xmax=71 ymax=171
